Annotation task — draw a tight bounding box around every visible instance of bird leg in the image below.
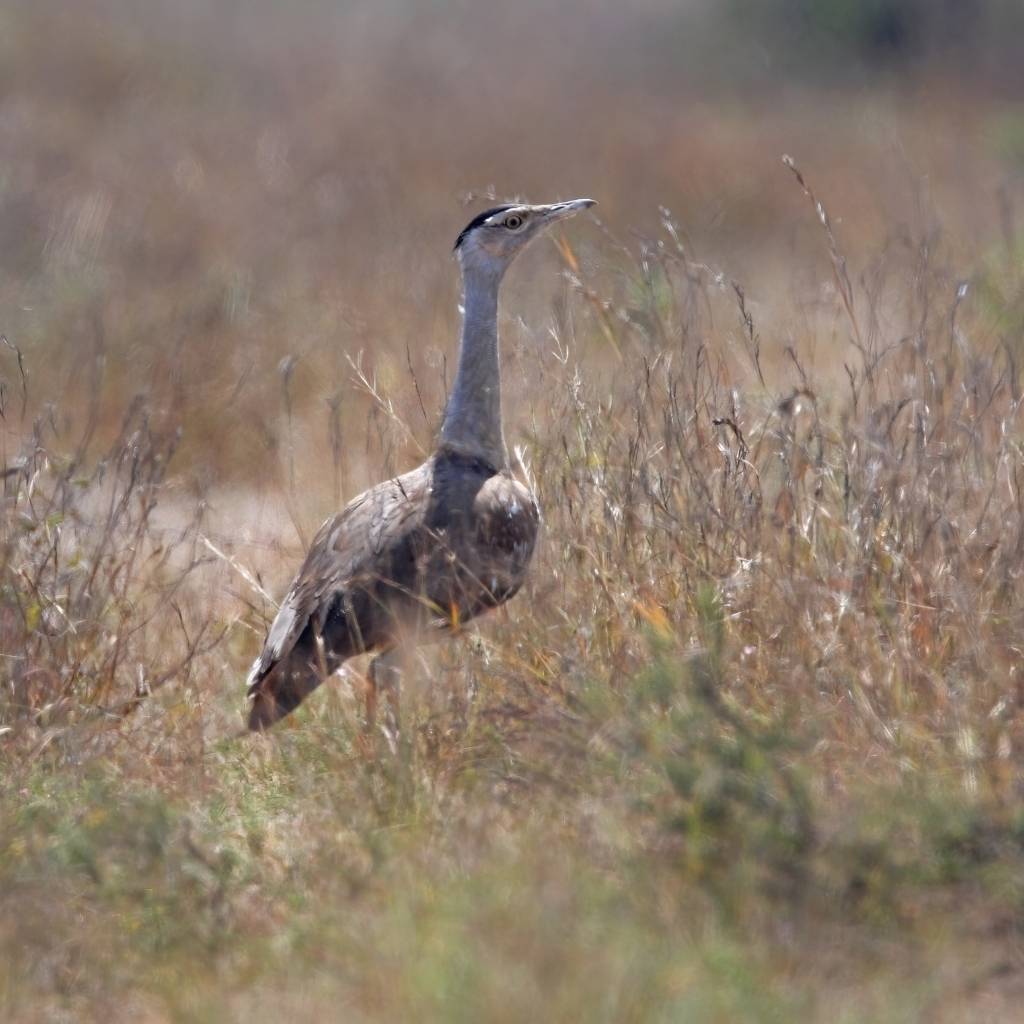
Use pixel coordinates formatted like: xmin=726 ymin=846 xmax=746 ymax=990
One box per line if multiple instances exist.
xmin=367 ymin=648 xmax=402 ymax=741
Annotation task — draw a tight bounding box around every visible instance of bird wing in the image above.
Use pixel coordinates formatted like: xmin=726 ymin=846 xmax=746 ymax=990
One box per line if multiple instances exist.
xmin=246 ymin=461 xmax=431 ymax=695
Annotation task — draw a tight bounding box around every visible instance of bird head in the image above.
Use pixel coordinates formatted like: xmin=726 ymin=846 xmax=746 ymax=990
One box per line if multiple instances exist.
xmin=454 ymin=198 xmax=596 ymax=278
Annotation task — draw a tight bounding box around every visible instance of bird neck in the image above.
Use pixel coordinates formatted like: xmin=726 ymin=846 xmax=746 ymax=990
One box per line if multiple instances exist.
xmin=440 ymin=263 xmax=508 ymax=468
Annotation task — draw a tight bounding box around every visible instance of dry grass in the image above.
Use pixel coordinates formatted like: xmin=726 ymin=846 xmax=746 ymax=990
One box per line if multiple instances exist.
xmin=3 ymin=2 xmax=1024 ymax=1021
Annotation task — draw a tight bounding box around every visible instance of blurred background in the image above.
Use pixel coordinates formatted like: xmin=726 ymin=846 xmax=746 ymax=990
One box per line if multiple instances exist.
xmin=6 ymin=6 xmax=1024 ymax=1018
xmin=1 ymin=0 xmax=1023 ymax=503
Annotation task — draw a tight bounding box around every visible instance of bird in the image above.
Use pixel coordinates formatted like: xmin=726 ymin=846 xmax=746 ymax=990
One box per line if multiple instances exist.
xmin=247 ymin=198 xmax=596 ymax=730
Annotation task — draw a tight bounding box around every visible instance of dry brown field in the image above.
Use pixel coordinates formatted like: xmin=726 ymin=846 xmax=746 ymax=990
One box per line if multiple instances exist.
xmin=3 ymin=2 xmax=1024 ymax=1019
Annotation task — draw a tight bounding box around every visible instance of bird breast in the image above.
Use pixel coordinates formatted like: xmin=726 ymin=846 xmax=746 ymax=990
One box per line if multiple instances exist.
xmin=418 ymin=461 xmax=539 ymax=619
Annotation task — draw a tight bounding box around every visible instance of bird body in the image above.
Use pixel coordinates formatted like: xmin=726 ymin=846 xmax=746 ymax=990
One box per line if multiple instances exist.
xmin=247 ymin=448 xmax=539 ymax=728
xmin=247 ymin=198 xmax=594 ymax=729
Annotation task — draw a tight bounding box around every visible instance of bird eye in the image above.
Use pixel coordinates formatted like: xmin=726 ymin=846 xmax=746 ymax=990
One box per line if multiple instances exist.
xmin=504 ymin=214 xmax=523 ymax=230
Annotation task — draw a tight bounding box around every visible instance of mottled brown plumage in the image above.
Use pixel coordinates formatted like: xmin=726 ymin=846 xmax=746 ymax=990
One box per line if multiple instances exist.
xmin=247 ymin=198 xmax=593 ymax=729
xmin=247 ymin=448 xmax=538 ymax=728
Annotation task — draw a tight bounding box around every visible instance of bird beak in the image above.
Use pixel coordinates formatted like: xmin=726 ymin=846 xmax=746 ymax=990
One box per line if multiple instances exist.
xmin=538 ymin=198 xmax=597 ymax=226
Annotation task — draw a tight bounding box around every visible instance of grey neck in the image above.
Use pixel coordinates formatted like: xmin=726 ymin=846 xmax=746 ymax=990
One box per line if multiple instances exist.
xmin=440 ymin=262 xmax=508 ymax=468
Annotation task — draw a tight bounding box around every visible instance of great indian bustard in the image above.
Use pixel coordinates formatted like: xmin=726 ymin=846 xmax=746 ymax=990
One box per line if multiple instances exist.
xmin=247 ymin=198 xmax=596 ymax=730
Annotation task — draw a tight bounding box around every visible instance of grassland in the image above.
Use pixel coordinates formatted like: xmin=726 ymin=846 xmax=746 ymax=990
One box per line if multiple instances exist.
xmin=3 ymin=2 xmax=1024 ymax=1020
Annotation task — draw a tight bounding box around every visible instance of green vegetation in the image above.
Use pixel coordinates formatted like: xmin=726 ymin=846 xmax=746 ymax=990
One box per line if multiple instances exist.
xmin=725 ymin=0 xmax=1024 ymax=69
